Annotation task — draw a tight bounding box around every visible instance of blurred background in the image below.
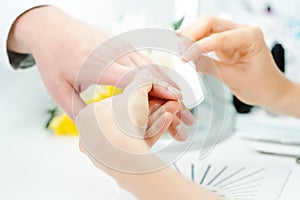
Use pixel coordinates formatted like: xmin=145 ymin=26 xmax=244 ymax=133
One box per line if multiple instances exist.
xmin=1 ymin=0 xmax=300 ymax=199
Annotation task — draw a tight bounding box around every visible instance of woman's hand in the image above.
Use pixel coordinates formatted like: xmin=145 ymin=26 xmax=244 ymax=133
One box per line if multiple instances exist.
xmin=179 ymin=15 xmax=300 ymax=117
xmin=76 ymin=71 xmax=219 ymax=200
xmin=76 ymin=70 xmax=174 ymax=175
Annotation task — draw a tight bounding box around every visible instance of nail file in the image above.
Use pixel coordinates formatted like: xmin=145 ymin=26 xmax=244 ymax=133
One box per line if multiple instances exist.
xmin=166 ymin=57 xmax=204 ymax=109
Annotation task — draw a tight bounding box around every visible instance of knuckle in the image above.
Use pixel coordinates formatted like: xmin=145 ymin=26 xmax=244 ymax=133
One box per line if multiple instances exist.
xmin=249 ymin=26 xmax=264 ymax=39
xmin=200 ymin=14 xmax=214 ymax=23
xmin=201 ymin=14 xmax=215 ymax=28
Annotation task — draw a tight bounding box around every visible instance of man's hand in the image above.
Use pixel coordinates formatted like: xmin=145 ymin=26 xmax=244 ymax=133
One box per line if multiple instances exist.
xmin=7 ymin=6 xmax=194 ymax=139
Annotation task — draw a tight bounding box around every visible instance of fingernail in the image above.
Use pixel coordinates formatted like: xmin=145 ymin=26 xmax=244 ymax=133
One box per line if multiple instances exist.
xmin=149 ymin=104 xmax=161 ymax=115
xmin=181 ymin=50 xmax=192 ymax=62
xmin=181 ymin=43 xmax=198 ymax=62
xmin=178 ymin=43 xmax=187 ymax=55
xmin=175 ymin=125 xmax=187 ymax=141
xmin=182 ymin=109 xmax=195 ymax=125
xmin=167 ymin=86 xmax=182 ymax=97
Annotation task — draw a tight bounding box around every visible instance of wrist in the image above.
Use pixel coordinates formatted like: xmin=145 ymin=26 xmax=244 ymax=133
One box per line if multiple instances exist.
xmin=115 ymin=166 xmax=218 ymax=200
xmin=8 ymin=6 xmax=69 ymax=53
xmin=115 ymin=166 xmax=176 ymax=198
xmin=7 ymin=6 xmax=106 ymax=57
xmin=260 ymin=69 xmax=297 ymax=114
xmin=273 ymin=81 xmax=300 ymax=117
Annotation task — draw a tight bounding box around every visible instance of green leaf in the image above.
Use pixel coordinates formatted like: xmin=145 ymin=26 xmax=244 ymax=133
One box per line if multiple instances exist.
xmin=173 ymin=16 xmax=185 ymax=31
xmin=45 ymin=106 xmax=58 ymax=129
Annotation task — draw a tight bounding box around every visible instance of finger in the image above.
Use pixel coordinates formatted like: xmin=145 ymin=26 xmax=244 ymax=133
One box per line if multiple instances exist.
xmin=148 ymin=100 xmax=180 ymax=127
xmin=149 ymin=98 xmax=166 ymax=108
xmin=141 ymin=64 xmax=182 ymax=100
xmin=116 ymin=54 xmax=137 ymax=68
xmin=178 ymin=16 xmax=243 ymax=58
xmin=147 ymin=100 xmax=190 ymax=142
xmin=182 ymin=27 xmax=262 ymax=62
xmin=50 ymin=80 xmax=86 ymax=120
xmin=149 ymin=98 xmax=194 ymax=126
xmin=149 ymin=103 xmax=162 ymax=116
xmin=180 ymin=15 xmax=241 ymax=41
xmin=193 ymin=55 xmax=240 ymax=83
xmin=135 ymin=51 xmax=154 ymax=64
xmin=110 ymin=64 xmax=181 ymax=101
xmin=145 ymin=112 xmax=173 ymax=147
xmin=167 ymin=115 xmax=180 ymax=139
xmin=149 ymin=84 xmax=181 ymax=101
xmin=167 ymin=116 xmax=188 ymax=141
xmin=128 ymin=51 xmax=152 ymax=67
xmin=152 ymin=95 xmax=195 ymax=126
xmin=97 ymin=62 xmax=132 ymax=87
xmin=176 ymin=108 xmax=195 ymax=126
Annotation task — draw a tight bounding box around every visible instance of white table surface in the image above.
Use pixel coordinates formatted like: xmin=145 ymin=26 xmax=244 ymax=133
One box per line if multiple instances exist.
xmin=0 ymin=118 xmax=299 ymax=200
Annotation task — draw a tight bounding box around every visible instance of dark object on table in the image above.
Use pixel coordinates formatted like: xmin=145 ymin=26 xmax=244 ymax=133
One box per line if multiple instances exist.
xmin=271 ymin=43 xmax=285 ymax=73
xmin=233 ymin=96 xmax=253 ymax=114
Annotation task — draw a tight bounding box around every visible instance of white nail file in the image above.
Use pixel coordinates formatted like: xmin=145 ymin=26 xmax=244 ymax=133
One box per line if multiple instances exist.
xmin=167 ymin=58 xmax=204 ymax=109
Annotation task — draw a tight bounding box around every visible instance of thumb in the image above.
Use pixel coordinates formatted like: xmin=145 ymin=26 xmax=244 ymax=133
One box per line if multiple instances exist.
xmin=123 ymin=70 xmax=153 ymax=129
xmin=123 ymin=69 xmax=153 ymax=97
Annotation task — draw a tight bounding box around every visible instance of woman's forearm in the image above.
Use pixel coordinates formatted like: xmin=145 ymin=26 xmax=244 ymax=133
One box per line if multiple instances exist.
xmin=116 ymin=166 xmax=219 ymax=200
xmin=267 ymin=80 xmax=300 ymax=118
xmin=257 ymin=70 xmax=300 ymax=118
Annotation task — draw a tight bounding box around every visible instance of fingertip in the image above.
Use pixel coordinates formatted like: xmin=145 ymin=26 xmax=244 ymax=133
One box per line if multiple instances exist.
xmin=164 ymin=112 xmax=174 ymax=124
xmin=158 ymin=112 xmax=173 ymax=134
xmin=181 ymin=109 xmax=195 ymax=125
xmin=145 ymin=112 xmax=173 ymax=146
xmin=181 ymin=42 xmax=204 ymax=62
xmin=174 ymin=125 xmax=188 ymax=141
xmin=150 ymin=85 xmax=178 ymax=101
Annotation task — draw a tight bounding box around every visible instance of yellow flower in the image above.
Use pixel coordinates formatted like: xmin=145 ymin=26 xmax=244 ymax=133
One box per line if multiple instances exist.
xmin=48 ymin=86 xmax=123 ymax=136
xmin=85 ymin=86 xmax=123 ymax=104
xmin=48 ymin=113 xmax=78 ymax=136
